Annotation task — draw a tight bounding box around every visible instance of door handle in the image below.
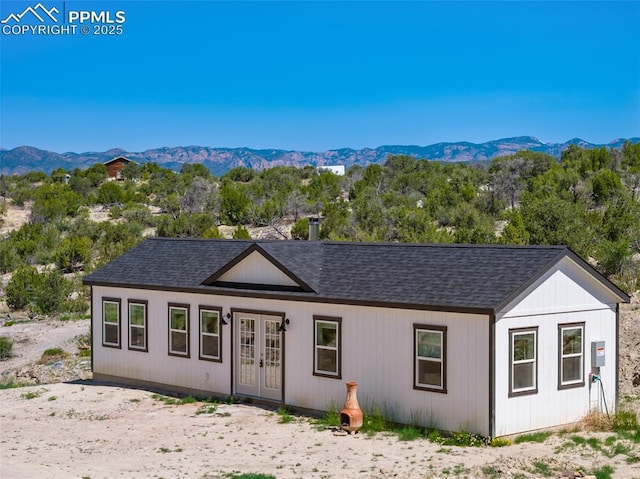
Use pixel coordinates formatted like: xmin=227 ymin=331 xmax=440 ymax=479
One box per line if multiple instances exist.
xmin=259 ymin=359 xmax=264 ymax=368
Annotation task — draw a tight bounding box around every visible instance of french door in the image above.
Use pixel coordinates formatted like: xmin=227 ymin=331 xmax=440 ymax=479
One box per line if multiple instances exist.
xmin=234 ymin=312 xmax=283 ymax=401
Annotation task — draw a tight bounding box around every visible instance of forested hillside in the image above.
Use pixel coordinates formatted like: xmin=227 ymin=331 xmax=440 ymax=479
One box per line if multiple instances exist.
xmin=0 ymin=141 xmax=639 ymax=315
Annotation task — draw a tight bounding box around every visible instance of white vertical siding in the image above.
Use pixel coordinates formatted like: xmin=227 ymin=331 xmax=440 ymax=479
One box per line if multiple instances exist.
xmin=92 ymin=286 xmax=490 ymax=435
xmin=502 ymin=257 xmax=620 ymax=318
xmin=217 ymin=251 xmax=298 ymax=286
xmin=494 ymin=257 xmax=619 ymax=436
xmin=92 ymin=287 xmax=232 ymax=395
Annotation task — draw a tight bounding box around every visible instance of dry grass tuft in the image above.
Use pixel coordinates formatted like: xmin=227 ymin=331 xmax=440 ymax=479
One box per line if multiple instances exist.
xmin=579 ymin=409 xmax=612 ymax=432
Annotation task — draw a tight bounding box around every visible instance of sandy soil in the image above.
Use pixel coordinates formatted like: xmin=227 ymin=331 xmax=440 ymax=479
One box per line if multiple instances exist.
xmin=0 ymin=382 xmax=638 ymax=479
xmin=0 ymin=199 xmax=31 ymax=236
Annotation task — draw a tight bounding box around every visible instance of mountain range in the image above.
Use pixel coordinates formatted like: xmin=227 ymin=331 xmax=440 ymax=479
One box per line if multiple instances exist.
xmin=0 ymin=136 xmax=638 ymax=176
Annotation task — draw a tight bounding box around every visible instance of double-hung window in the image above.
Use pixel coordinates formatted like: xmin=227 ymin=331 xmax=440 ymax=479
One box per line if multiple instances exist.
xmin=102 ymin=298 xmax=121 ymax=348
xmin=414 ymin=324 xmax=447 ymax=393
xmin=510 ymin=327 xmax=537 ymax=396
xmin=128 ymin=300 xmax=148 ymax=352
xmin=559 ymin=323 xmax=584 ymax=389
xmin=313 ymin=316 xmax=341 ymax=378
xmin=199 ymin=306 xmax=222 ymax=362
xmin=169 ymin=304 xmax=190 ymax=357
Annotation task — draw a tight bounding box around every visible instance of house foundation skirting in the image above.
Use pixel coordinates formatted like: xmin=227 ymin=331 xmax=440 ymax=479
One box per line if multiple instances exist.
xmin=90 ymin=373 xmax=325 ymax=417
xmin=91 ymin=373 xmax=229 ymax=400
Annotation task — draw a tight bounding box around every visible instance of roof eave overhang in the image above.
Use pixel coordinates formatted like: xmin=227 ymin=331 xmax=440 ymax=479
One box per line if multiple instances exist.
xmin=83 ymin=280 xmax=494 ymax=316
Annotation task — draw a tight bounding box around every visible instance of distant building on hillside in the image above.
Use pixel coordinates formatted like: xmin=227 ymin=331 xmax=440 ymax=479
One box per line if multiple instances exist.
xmin=318 ymin=165 xmax=345 ymax=176
xmin=104 ymin=156 xmax=135 ymax=180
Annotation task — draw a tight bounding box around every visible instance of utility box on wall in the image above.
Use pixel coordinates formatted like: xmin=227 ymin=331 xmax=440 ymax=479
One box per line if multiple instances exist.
xmin=591 ymin=341 xmax=606 ymax=368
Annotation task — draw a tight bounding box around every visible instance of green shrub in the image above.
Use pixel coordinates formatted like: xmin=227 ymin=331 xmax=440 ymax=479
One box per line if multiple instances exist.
xmin=440 ymin=431 xmax=490 ymax=447
xmin=397 ymin=426 xmax=423 ymax=441
xmin=95 ymin=221 xmax=143 ymax=266
xmin=31 ymin=183 xmax=83 ymax=223
xmin=6 ymin=266 xmax=73 ymax=314
xmin=232 ymin=225 xmax=251 ymax=239
xmin=54 ymin=236 xmax=92 ymax=272
xmin=96 ymin=181 xmax=125 ymax=205
xmin=312 ymin=403 xmax=339 ymax=430
xmin=30 ymin=269 xmax=73 ymax=315
xmin=40 ymin=347 xmax=67 ymax=364
xmin=0 ymin=240 xmax=19 ymax=274
xmin=514 ymin=431 xmax=552 ymax=444
xmin=276 ymin=406 xmax=294 ymax=424
xmin=490 ymin=437 xmax=512 ymax=447
xmin=151 ymin=393 xmax=197 ymax=406
xmin=291 ymin=217 xmax=309 ymax=240
xmin=202 ymin=225 xmax=223 ymax=238
xmin=360 ymin=403 xmax=389 ymax=435
xmin=613 ymin=410 xmax=639 ymax=431
xmin=121 ymin=205 xmax=152 ymax=226
xmin=21 ymin=390 xmax=42 ymax=400
xmin=0 ymin=336 xmax=13 ymax=359
xmin=427 ymin=429 xmax=442 ymax=442
xmin=5 ymin=265 xmax=37 ymax=310
xmin=0 ymin=377 xmax=32 ymax=389
xmin=195 ymin=404 xmax=217 ymax=415
xmin=592 ymin=465 xmax=615 ymax=479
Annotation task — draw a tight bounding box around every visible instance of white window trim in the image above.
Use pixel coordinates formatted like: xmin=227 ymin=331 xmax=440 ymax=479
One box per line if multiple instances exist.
xmin=313 ymin=316 xmax=341 ymax=378
xmin=559 ymin=324 xmax=585 ymax=388
xmin=128 ymin=301 xmax=147 ymax=352
xmin=414 ymin=325 xmax=447 ymax=393
xmin=168 ymin=304 xmax=190 ymax=357
xmin=102 ymin=298 xmax=121 ymax=348
xmin=510 ymin=328 xmax=538 ymax=396
xmin=199 ymin=307 xmax=222 ymax=362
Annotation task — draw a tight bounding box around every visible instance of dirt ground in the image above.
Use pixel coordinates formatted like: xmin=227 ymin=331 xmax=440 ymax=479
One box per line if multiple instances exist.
xmin=0 ymin=381 xmax=637 ymax=479
xmin=0 ymin=300 xmax=638 ymax=479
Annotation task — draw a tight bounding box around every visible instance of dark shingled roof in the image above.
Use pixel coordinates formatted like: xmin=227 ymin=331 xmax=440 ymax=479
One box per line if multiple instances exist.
xmin=83 ymin=238 xmax=630 ymax=314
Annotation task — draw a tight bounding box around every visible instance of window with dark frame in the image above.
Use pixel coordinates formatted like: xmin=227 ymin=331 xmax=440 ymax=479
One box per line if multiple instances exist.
xmin=559 ymin=323 xmax=585 ymax=389
xmin=509 ymin=327 xmax=538 ymax=396
xmin=313 ymin=316 xmax=341 ymax=378
xmin=102 ymin=298 xmax=121 ymax=348
xmin=199 ymin=306 xmax=222 ymax=362
xmin=413 ymin=324 xmax=447 ymax=393
xmin=169 ymin=304 xmax=190 ymax=357
xmin=128 ymin=300 xmax=148 ymax=352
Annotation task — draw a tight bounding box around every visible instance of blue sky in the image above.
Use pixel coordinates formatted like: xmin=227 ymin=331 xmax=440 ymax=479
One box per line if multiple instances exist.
xmin=1 ymin=1 xmax=639 ymax=153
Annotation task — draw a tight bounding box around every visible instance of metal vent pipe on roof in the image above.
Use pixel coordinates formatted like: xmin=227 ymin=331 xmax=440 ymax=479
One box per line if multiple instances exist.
xmin=308 ymin=217 xmax=320 ymax=241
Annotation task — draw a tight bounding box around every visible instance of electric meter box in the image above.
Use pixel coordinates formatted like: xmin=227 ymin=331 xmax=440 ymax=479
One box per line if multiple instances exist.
xmin=591 ymin=341 xmax=605 ymax=368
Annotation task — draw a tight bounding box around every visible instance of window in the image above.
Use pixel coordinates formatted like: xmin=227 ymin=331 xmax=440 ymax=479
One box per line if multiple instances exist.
xmin=169 ymin=304 xmax=190 ymax=357
xmin=559 ymin=323 xmax=584 ymax=389
xmin=102 ymin=298 xmax=121 ymax=348
xmin=414 ymin=324 xmax=447 ymax=393
xmin=509 ymin=327 xmax=538 ymax=396
xmin=128 ymin=300 xmax=148 ymax=352
xmin=199 ymin=306 xmax=222 ymax=362
xmin=313 ymin=316 xmax=341 ymax=378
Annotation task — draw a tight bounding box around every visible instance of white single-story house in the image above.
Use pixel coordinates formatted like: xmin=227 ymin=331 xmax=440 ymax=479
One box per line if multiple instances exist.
xmin=318 ymin=165 xmax=345 ymax=176
xmin=83 ymin=238 xmax=630 ymax=437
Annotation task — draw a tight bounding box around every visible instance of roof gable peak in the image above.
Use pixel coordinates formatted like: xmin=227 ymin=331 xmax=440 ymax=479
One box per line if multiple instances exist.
xmin=201 ymin=243 xmax=316 ymax=292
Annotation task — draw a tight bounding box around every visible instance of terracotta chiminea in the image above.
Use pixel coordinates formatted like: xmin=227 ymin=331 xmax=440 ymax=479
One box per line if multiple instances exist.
xmin=340 ymin=381 xmax=363 ymax=433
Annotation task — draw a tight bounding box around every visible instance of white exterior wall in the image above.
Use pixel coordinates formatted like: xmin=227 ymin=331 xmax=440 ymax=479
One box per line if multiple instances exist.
xmin=494 ymin=257 xmax=619 ymax=436
xmin=91 ymin=286 xmax=490 ymax=435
